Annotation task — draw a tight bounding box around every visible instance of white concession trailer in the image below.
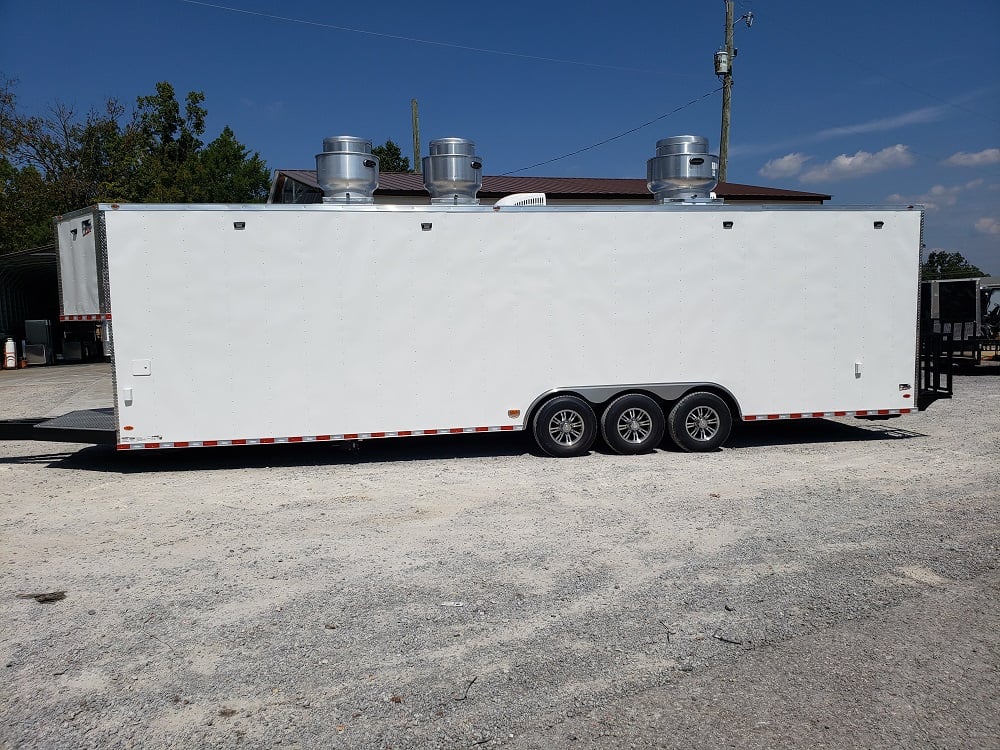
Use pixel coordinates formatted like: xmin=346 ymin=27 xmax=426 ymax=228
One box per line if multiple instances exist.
xmin=15 ymin=134 xmax=951 ymax=457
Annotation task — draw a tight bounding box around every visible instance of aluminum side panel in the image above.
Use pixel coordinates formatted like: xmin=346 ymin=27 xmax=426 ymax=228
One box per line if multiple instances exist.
xmin=55 ymin=211 xmax=101 ymax=315
xmin=102 ymin=207 xmax=921 ymax=444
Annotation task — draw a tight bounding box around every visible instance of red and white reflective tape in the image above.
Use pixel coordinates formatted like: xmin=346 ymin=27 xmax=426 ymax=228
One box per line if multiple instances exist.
xmin=743 ymin=408 xmax=911 ymax=421
xmin=60 ymin=314 xmax=112 ymax=321
xmin=117 ymin=424 xmax=520 ymax=450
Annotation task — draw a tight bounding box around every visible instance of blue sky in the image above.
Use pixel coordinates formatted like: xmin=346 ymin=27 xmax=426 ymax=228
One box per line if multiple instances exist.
xmin=2 ymin=0 xmax=998 ymax=271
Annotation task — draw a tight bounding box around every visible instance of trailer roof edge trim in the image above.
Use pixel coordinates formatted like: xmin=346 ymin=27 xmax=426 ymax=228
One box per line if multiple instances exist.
xmin=90 ymin=202 xmax=925 ymax=214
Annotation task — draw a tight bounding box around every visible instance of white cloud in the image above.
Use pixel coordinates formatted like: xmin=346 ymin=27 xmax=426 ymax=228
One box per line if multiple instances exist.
xmin=975 ymin=218 xmax=1000 ymax=235
xmin=886 ymin=184 xmax=960 ymax=210
xmin=733 ymin=103 xmax=955 ymax=157
xmin=758 ymin=153 xmax=811 ymax=179
xmin=817 ymin=105 xmax=950 ymax=139
xmin=240 ymin=98 xmax=285 ymax=115
xmin=942 ymin=148 xmax=1000 ymax=167
xmin=885 ymin=180 xmax=987 ymax=211
xmin=800 ymin=145 xmax=915 ymax=183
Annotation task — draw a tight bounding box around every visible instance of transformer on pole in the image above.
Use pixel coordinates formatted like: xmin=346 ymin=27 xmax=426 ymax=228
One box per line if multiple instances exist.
xmin=719 ymin=0 xmax=735 ymax=183
xmin=717 ymin=1 xmax=752 ymax=183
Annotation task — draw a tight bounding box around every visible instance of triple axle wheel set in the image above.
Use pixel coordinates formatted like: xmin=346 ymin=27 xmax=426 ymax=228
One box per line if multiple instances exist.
xmin=531 ymin=391 xmax=732 ymax=458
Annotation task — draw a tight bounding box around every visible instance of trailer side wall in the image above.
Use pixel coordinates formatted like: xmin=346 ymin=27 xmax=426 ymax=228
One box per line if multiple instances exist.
xmin=100 ymin=205 xmax=922 ymax=446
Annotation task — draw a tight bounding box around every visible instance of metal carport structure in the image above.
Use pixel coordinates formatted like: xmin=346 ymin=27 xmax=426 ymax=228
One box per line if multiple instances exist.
xmin=0 ymin=245 xmax=59 ymax=343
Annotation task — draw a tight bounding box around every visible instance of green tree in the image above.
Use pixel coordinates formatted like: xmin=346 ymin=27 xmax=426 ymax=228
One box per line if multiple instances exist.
xmin=0 ymin=159 xmax=58 ymax=251
xmin=0 ymin=78 xmax=271 ymax=254
xmin=190 ymin=127 xmax=270 ymax=203
xmin=133 ymin=82 xmax=208 ymax=201
xmin=136 ymin=83 xmax=206 ymax=161
xmin=372 ymin=139 xmax=411 ymax=173
xmin=921 ymin=251 xmax=987 ymax=281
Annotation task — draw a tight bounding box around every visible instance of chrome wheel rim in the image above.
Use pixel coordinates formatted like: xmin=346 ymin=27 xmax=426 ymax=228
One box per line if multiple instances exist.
xmin=548 ymin=409 xmax=585 ymax=446
xmin=685 ymin=406 xmax=720 ymax=442
xmin=616 ymin=407 xmax=653 ymax=444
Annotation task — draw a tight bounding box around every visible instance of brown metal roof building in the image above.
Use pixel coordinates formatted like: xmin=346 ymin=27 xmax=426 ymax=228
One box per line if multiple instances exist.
xmin=269 ymin=170 xmax=831 ymax=206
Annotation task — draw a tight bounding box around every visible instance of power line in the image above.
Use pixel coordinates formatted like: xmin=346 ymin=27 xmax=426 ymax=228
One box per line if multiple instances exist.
xmin=501 ymin=88 xmax=722 ymax=176
xmin=180 ymin=2 xmax=722 ymax=176
xmin=179 ymin=0 xmax=701 ymax=78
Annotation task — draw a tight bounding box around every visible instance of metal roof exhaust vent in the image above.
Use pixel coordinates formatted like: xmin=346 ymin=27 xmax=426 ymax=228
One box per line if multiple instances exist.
xmin=422 ymin=138 xmax=483 ymax=204
xmin=647 ymin=135 xmax=719 ymax=204
xmin=316 ymin=136 xmax=379 ymax=204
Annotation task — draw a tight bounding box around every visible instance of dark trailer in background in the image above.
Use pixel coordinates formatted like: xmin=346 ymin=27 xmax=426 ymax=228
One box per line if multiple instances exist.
xmin=921 ymin=276 xmax=1000 ymax=365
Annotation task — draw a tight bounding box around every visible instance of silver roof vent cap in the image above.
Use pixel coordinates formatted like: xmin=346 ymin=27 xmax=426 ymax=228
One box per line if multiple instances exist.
xmin=422 ymin=138 xmax=483 ymax=205
xmin=316 ymin=135 xmax=379 ymax=204
xmin=647 ymin=135 xmax=719 ymax=203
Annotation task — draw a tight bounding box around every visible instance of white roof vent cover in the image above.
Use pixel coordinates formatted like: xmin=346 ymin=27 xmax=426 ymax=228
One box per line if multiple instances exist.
xmin=493 ymin=192 xmax=547 ymax=208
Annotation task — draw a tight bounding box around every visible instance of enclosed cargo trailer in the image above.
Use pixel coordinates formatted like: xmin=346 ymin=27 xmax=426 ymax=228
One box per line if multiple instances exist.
xmin=33 ymin=198 xmax=941 ymax=457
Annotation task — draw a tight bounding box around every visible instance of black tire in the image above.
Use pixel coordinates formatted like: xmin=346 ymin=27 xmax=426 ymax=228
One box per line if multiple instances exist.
xmin=532 ymin=395 xmax=598 ymax=458
xmin=600 ymin=393 xmax=665 ymax=455
xmin=667 ymin=392 xmax=732 ymax=452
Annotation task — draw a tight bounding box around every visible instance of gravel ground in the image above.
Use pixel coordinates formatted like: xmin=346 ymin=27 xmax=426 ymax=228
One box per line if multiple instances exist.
xmin=1 ymin=363 xmax=998 ymax=749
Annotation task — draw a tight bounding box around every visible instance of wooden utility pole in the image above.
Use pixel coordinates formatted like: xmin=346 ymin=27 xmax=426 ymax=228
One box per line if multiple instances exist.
xmin=719 ymin=0 xmax=735 ymax=183
xmin=411 ymin=99 xmax=421 ymax=174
